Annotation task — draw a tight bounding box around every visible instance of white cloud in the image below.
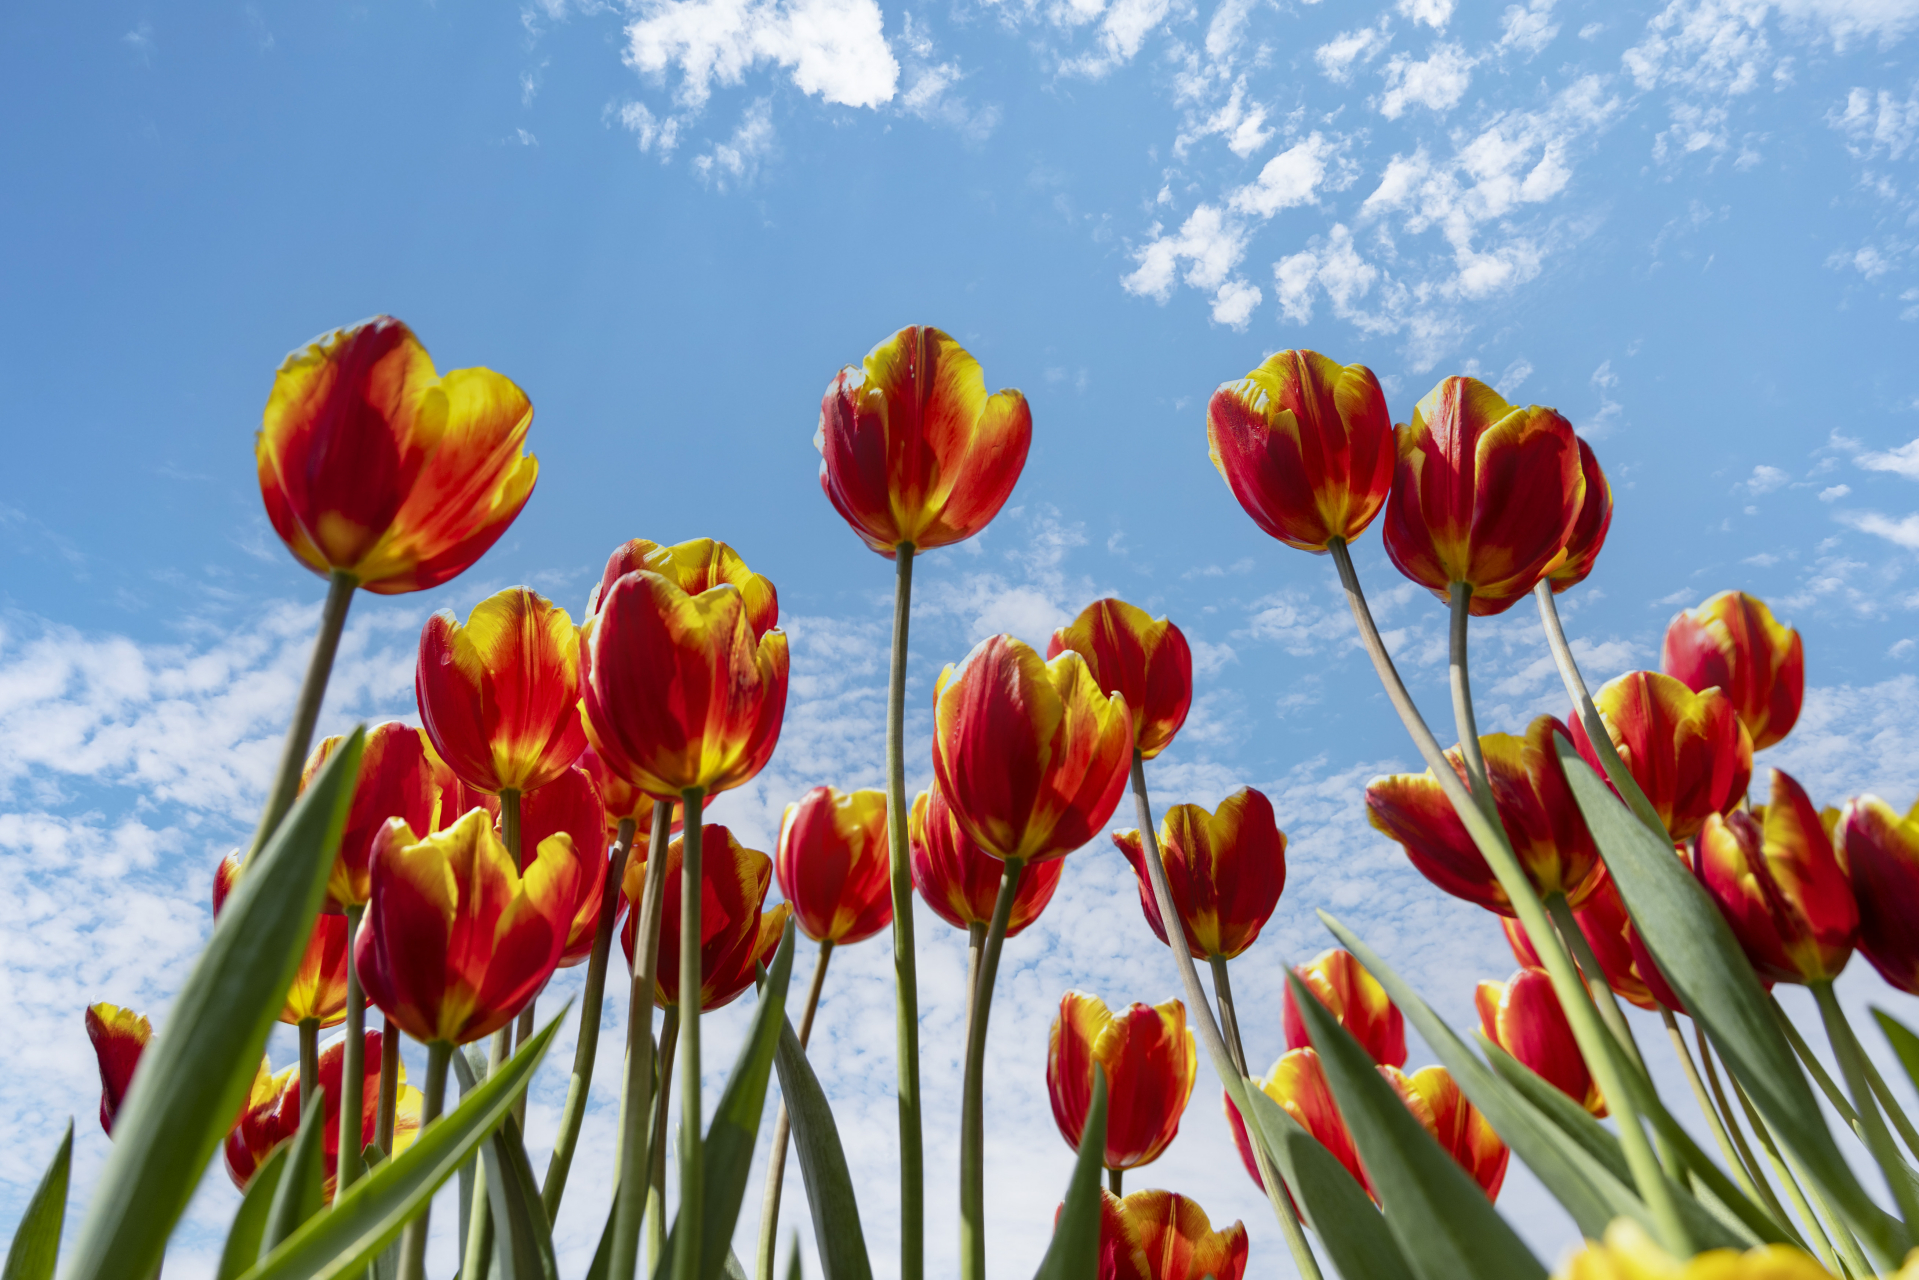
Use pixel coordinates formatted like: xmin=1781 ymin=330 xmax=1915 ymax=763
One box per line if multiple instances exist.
xmin=693 ymin=97 xmax=778 ymax=186
xmin=1209 ymin=277 xmax=1264 ymax=328
xmin=1830 ymin=83 xmax=1919 ymax=159
xmin=1174 ymin=80 xmax=1273 ymax=158
xmin=895 ymin=16 xmax=1002 ymax=142
xmin=1377 ymin=42 xmax=1476 ymax=119
xmin=1858 ymin=438 xmax=1919 ymax=478
xmin=1397 ymin=0 xmax=1455 ymax=29
xmin=1838 ymin=509 xmax=1919 ymax=548
xmin=1059 ymin=0 xmax=1175 ymax=78
xmin=616 ymin=101 xmax=685 ymax=156
xmin=1739 ymin=464 xmax=1792 ymax=495
xmin=624 ymin=0 xmax=898 ymax=110
xmin=1227 ymin=132 xmax=1354 ymax=217
xmin=1123 ymin=203 xmax=1251 ymax=301
xmin=1498 ymin=0 xmax=1560 ymax=55
xmin=1821 ymin=484 xmax=1853 ymax=500
xmin=1314 ymin=22 xmax=1390 ymax=83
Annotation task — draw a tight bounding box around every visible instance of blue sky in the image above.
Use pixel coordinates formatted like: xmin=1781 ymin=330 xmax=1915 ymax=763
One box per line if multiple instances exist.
xmin=4 ymin=0 xmax=1919 ymax=1275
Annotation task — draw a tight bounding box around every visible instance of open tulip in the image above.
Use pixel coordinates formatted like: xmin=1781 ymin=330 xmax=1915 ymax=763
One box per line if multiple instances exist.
xmin=1541 ymin=437 xmax=1613 ymax=592
xmin=1114 ymin=788 xmax=1287 ymax=962
xmin=1837 ymin=795 xmax=1919 ymax=993
xmin=1571 ymin=671 xmax=1753 ymax=842
xmin=1281 ymin=948 xmax=1406 ymax=1067
xmin=520 ymin=764 xmax=609 ymax=966
xmin=303 ymin=722 xmax=456 ymax=911
xmin=1402 ymin=1065 xmax=1508 ymax=1199
xmin=1049 ymin=992 xmax=1197 ymax=1173
xmin=1503 ymin=875 xmax=1662 ymax=1011
xmin=815 ymin=325 xmax=1032 ymax=557
xmin=1224 ymin=1048 xmax=1363 ymax=1193
xmin=1120 ymin=1190 xmax=1249 ymax=1280
xmin=256 ymin=316 xmax=536 ymax=594
xmin=1695 ymin=769 xmax=1857 ymax=985
xmin=587 ymin=537 xmax=778 ymax=638
xmin=1662 ymin=590 xmax=1805 ymax=751
xmin=85 ymin=1003 xmax=151 ymax=1135
xmin=933 ymin=634 xmax=1134 ymax=865
xmin=1556 ymin=1219 xmax=1845 ymax=1280
xmin=1478 ymin=967 xmax=1605 ymax=1116
xmin=907 ymin=785 xmax=1063 ymax=935
xmin=1205 ymin=348 xmax=1395 ymax=553
xmin=620 ymin=823 xmax=791 ymax=1010
xmin=1381 ymin=376 xmax=1587 ymax=616
xmin=1367 ymin=714 xmax=1606 ymax=915
xmin=777 ymin=786 xmax=894 ymax=946
xmin=1048 ymin=598 xmax=1192 ymax=760
xmin=216 ymin=851 xmax=348 ymax=1027
xmin=355 ymin=808 xmax=582 ymax=1046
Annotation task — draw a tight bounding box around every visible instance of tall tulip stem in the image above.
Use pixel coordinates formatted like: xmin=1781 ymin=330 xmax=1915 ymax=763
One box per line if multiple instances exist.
xmin=543 ymin=816 xmax=638 ymax=1222
xmin=1545 ymin=894 xmax=1648 ymax=1075
xmin=1106 ymin=1168 xmax=1123 ymax=1196
xmin=647 ymin=1008 xmax=681 ymax=1277
xmin=965 ymin=922 xmax=986 ymax=1029
xmin=377 ymin=1014 xmax=399 ymax=1155
xmin=885 ymin=541 xmax=926 ymax=1280
xmin=1693 ymin=1023 xmax=1791 ymax=1227
xmin=1447 ymin=582 xmax=1496 ymax=822
xmin=1732 ymin=1072 xmax=1849 ymax=1274
xmin=755 ymin=939 xmax=835 ymax=1280
xmin=337 ymin=904 xmax=368 ymax=1196
xmin=1662 ymin=1009 xmax=1773 ymax=1217
xmin=959 ymin=854 xmax=1026 ymax=1280
xmin=399 ymin=1041 xmax=453 ymax=1280
xmin=247 ymin=569 xmax=356 ymax=863
xmin=1207 ymin=956 xmax=1249 ymax=1077
xmin=672 ymin=788 xmax=708 ymax=1280
xmin=298 ymin=1018 xmax=320 ymax=1120
xmin=1812 ymin=981 xmax=1919 ymax=1234
xmin=610 ymin=800 xmax=675 ymax=1280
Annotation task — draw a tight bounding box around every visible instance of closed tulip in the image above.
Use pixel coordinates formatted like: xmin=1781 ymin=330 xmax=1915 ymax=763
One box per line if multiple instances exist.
xmin=1114 ymin=788 xmax=1286 ymax=962
xmin=215 ymin=851 xmax=348 ymax=1027
xmin=933 ymin=634 xmax=1134 ymax=865
xmin=1069 ymin=1189 xmax=1151 ymax=1280
xmin=777 ymin=786 xmax=893 ymax=946
xmin=1541 ymin=437 xmax=1613 ymax=592
xmin=1662 ymin=591 xmax=1805 ymax=751
xmin=303 ymin=722 xmax=456 ymax=911
xmin=1503 ymin=876 xmax=1661 ymax=1011
xmin=619 ymin=824 xmax=791 ymax=1011
xmin=1224 ymin=1048 xmax=1363 ymax=1193
xmin=1571 ymin=671 xmax=1752 ymax=842
xmin=1382 ymin=376 xmax=1588 ymax=616
xmin=520 ymin=765 xmax=609 ymax=966
xmin=256 ymin=316 xmax=536 ymax=594
xmin=1403 ymin=1065 xmax=1509 ymax=1199
xmin=907 ymin=785 xmax=1063 ymax=935
xmin=1049 ymin=992 xmax=1197 ymax=1172
xmin=1281 ymin=948 xmax=1406 ymax=1067
xmin=1367 ymin=714 xmax=1606 ymax=915
xmin=85 ymin=1003 xmax=151 ymax=1135
xmin=1695 ymin=769 xmax=1857 ymax=985
xmin=816 ymin=325 xmax=1032 ymax=557
xmin=1121 ymin=1190 xmax=1249 ymax=1280
xmin=1478 ymin=967 xmax=1605 ymax=1116
xmin=1837 ymin=795 xmax=1919 ymax=994
xmin=1048 ymin=598 xmax=1193 ymax=760
xmin=587 ymin=537 xmax=778 ymax=639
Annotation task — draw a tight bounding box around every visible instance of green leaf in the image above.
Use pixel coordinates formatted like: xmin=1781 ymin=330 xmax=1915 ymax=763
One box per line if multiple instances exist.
xmin=219 ymin=1144 xmax=290 ymax=1280
xmin=1033 ymin=1065 xmax=1107 ymax=1280
xmin=785 ymin=1235 xmax=802 ymax=1280
xmin=449 ymin=1050 xmax=557 ymax=1280
xmin=3 ymin=1121 xmax=72 ymax=1280
xmin=1555 ymin=738 xmax=1909 ymax=1268
xmin=264 ymin=1087 xmax=331 ymax=1258
xmin=64 ymin=730 xmax=363 ymax=1280
xmin=1874 ymin=1009 xmax=1919 ymax=1098
xmin=767 ymin=978 xmax=871 ymax=1280
xmin=1285 ymin=966 xmax=1546 ymax=1280
xmin=238 ymin=1005 xmax=565 ymax=1280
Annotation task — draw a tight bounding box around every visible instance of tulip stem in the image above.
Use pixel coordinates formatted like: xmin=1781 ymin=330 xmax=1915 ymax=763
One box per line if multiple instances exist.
xmin=377 ymin=1014 xmax=399 ymax=1155
xmin=885 ymin=541 xmax=926 ymax=1280
xmin=755 ymin=939 xmax=834 ymax=1280
xmin=647 ymin=1009 xmax=681 ymax=1278
xmin=1330 ymin=538 xmax=1691 ymax=1255
xmin=1813 ymin=980 xmax=1919 ymax=1236
xmin=672 ymin=788 xmax=707 ymax=1280
xmin=1663 ymin=1009 xmax=1770 ymax=1216
xmin=247 ymin=569 xmax=356 ymax=864
xmin=1546 ymin=894 xmax=1649 ymax=1077
xmin=1447 ymin=582 xmax=1497 ymax=824
xmin=1207 ymin=957 xmax=1249 ymax=1077
xmin=465 ymin=1029 xmax=511 ymax=1271
xmin=399 ymin=1041 xmax=452 ymax=1280
xmin=611 ymin=801 xmax=675 ymax=1280
xmin=1731 ymin=1069 xmax=1848 ymax=1273
xmin=1106 ymin=1167 xmax=1123 ymax=1197
xmin=1693 ymin=1023 xmax=1793 ymax=1228
xmin=543 ymin=816 xmax=637 ymax=1222
xmin=960 ymin=854 xmax=1026 ymax=1280
xmin=337 ymin=904 xmax=368 ymax=1198
xmin=298 ymin=1018 xmax=320 ymax=1120
xmin=965 ymin=922 xmax=986 ymax=1030
xmin=1130 ymin=751 xmax=1323 ymax=1280
xmin=1773 ymin=994 xmax=1869 ymax=1137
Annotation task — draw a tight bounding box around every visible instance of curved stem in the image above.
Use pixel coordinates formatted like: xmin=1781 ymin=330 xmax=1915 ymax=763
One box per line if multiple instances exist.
xmin=337 ymin=904 xmax=368 ymax=1196
xmin=398 ymin=1042 xmax=452 ymax=1280
xmin=376 ymin=1014 xmax=399 ymax=1156
xmin=1547 ymin=894 xmax=1648 ymax=1076
xmin=611 ymin=800 xmax=675 ymax=1280
xmin=1860 ymin=1043 xmax=1919 ymax=1165
xmin=964 ymin=922 xmax=986 ymax=1030
xmin=885 ymin=542 xmax=925 ymax=1280
xmin=247 ymin=570 xmax=356 ymax=863
xmin=1447 ymin=582 xmax=1496 ymax=822
xmin=1774 ymin=994 xmax=1865 ymax=1135
xmin=467 ymin=1029 xmax=509 ymax=1268
xmin=1662 ymin=1009 xmax=1767 ymax=1212
xmin=298 ymin=1019 xmax=320 ymax=1120
xmin=1733 ymin=1071 xmax=1846 ymax=1274
xmin=647 ymin=1009 xmax=681 ymax=1278
xmin=1813 ymin=980 xmax=1919 ymax=1236
xmin=1208 ymin=957 xmax=1249 ymax=1078
xmin=959 ymin=855 xmax=1026 ymax=1280
xmin=1695 ymin=1023 xmax=1791 ymax=1227
xmin=671 ymin=789 xmax=708 ymax=1280
xmin=756 ymin=940 xmax=835 ymax=1280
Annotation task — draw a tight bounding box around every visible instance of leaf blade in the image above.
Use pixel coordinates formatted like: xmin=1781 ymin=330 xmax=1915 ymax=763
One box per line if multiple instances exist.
xmin=1033 ymin=1065 xmax=1107 ymax=1280
xmin=2 ymin=1121 xmax=72 ymax=1280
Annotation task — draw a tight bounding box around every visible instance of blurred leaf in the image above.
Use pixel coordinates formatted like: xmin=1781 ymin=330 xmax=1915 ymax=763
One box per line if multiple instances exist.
xmin=767 ymin=975 xmax=871 ymax=1280
xmin=1239 ymin=1088 xmax=1415 ymax=1280
xmin=64 ymin=731 xmax=363 ymax=1280
xmin=1033 ymin=1066 xmax=1107 ymax=1280
xmin=2 ymin=1121 xmax=72 ymax=1280
xmin=218 ymin=1144 xmax=289 ymax=1280
xmin=785 ymin=1235 xmax=802 ymax=1280
xmin=450 ymin=1050 xmax=558 ymax=1280
xmin=264 ymin=1088 xmax=330 ymax=1257
xmin=1875 ymin=1010 xmax=1919 ymax=1099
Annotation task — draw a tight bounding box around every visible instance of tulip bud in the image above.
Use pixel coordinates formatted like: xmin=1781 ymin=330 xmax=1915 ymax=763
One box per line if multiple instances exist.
xmin=1119 ymin=1190 xmax=1249 ymax=1280
xmin=302 ymin=722 xmax=456 ymax=912
xmin=84 ymin=1003 xmax=152 ymax=1135
xmin=1402 ymin=1065 xmax=1509 ymax=1200
xmin=620 ymin=824 xmax=790 ymax=1011
xmin=1477 ymin=967 xmax=1605 ymax=1116
xmin=1571 ymin=670 xmax=1753 ymax=842
xmin=586 ymin=537 xmax=778 ymax=638
xmin=215 ymin=851 xmax=349 ymax=1027
xmin=907 ymin=786 xmax=1063 ymax=935
xmin=1049 ymin=992 xmax=1197 ymax=1172
xmin=520 ymin=765 xmax=609 ymax=966
xmin=1049 ymin=598 xmax=1193 ymax=760
xmin=1662 ymin=591 xmax=1805 ymax=751
xmin=1282 ymin=948 xmax=1406 ymax=1067
xmin=1837 ymin=795 xmax=1919 ymax=994
xmin=1057 ymin=1190 xmax=1150 ymax=1280
xmin=1113 ymin=788 xmax=1286 ymax=962
xmin=1224 ymin=1048 xmax=1363 ymax=1194
xmin=777 ymin=786 xmax=894 ymax=946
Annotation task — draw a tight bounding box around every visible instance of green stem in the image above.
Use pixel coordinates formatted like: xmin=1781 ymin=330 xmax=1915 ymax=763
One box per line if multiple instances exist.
xmin=500 ymin=788 xmax=523 ymax=869
xmin=466 ymin=1029 xmax=510 ymax=1271
xmin=755 ymin=940 xmax=834 ymax=1280
xmin=498 ymin=787 xmax=529 ymax=1133
xmin=1860 ymin=1040 xmax=1919 ymax=1166
xmin=964 ymin=922 xmax=986 ymax=1029
xmin=543 ymin=816 xmax=637 ymax=1222
xmin=1547 ymin=894 xmax=1650 ymax=1076
xmin=611 ymin=801 xmax=675 ymax=1280
xmin=1106 ymin=1167 xmax=1123 ymax=1196
xmin=1694 ymin=1024 xmax=1791 ymax=1226
xmin=298 ymin=1019 xmax=320 ymax=1121
xmin=646 ymin=1009 xmax=681 ymax=1279
xmin=246 ymin=569 xmax=356 ymax=864
xmin=959 ymin=855 xmax=1025 ymax=1280
xmin=1813 ymin=980 xmax=1919 ymax=1237
xmin=336 ymin=905 xmax=367 ymax=1197
xmin=376 ymin=1014 xmax=399 ymax=1156
xmin=1663 ymin=1010 xmax=1771 ymax=1217
xmin=885 ymin=541 xmax=925 ymax=1280
xmin=671 ymin=789 xmax=707 ymax=1280
xmin=1208 ymin=956 xmax=1249 ymax=1078
xmin=1734 ymin=1072 xmax=1846 ymax=1274
xmin=398 ymin=1042 xmax=452 ymax=1280
xmin=1447 ymin=582 xmax=1497 ymax=822
xmin=1774 ymin=994 xmax=1867 ymax=1136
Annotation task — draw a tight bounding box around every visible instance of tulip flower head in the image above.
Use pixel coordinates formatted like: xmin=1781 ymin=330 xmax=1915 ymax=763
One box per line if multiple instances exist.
xmin=520 ymin=765 xmax=609 ymax=966
xmin=1114 ymin=788 xmax=1287 ymax=962
xmin=1224 ymin=1048 xmax=1363 ymax=1194
xmin=933 ymin=634 xmax=1134 ymax=865
xmin=355 ymin=809 xmax=583 ymax=1045
xmin=816 ymin=325 xmax=1032 ymax=557
xmin=256 ymin=316 xmax=536 ymax=593
xmin=1503 ymin=878 xmax=1662 ymax=1011
xmin=776 ymin=786 xmax=894 ymax=946
xmin=1541 ymin=438 xmax=1613 ymax=593
xmin=1281 ymin=948 xmax=1407 ymax=1067
xmin=1572 ymin=670 xmax=1754 ymax=842
xmin=587 ymin=537 xmax=778 ymax=639
xmin=620 ymin=824 xmax=791 ymax=1010
xmin=1478 ymin=967 xmax=1605 ymax=1116
xmin=303 ymin=722 xmax=456 ymax=911
xmin=580 ymin=571 xmax=789 ymax=800
xmin=1555 ymin=1219 xmax=1844 ymax=1280
xmin=1049 ymin=992 xmax=1197 ymax=1172
xmin=1048 ymin=598 xmax=1193 ymax=760
xmin=223 ymin=1030 xmax=422 ymax=1200
xmin=1207 ymin=347 xmax=1395 ymax=553
xmin=1067 ymin=1190 xmax=1151 ymax=1280
xmin=1121 ymin=1190 xmax=1249 ymax=1280
xmin=907 ymin=785 xmax=1063 ymax=935
xmin=1662 ymin=590 xmax=1805 ymax=752
xmin=215 ymin=851 xmax=348 ymax=1027
xmin=1382 ymin=376 xmax=1588 ymax=616
xmin=1403 ymin=1065 xmax=1509 ymax=1199
xmin=1695 ymin=769 xmax=1857 ymax=985
xmin=1837 ymin=795 xmax=1919 ymax=994
xmin=85 ymin=1003 xmax=151 ymax=1135
xmin=1368 ymin=714 xmax=1606 ymax=916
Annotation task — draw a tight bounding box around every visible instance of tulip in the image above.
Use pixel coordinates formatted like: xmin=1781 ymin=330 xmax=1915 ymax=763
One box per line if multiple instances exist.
xmin=1556 ymin=1219 xmax=1842 ymax=1280
xmin=1120 ymin=1190 xmax=1249 ymax=1280
xmin=1402 ymin=1065 xmax=1509 ymax=1199
xmin=215 ymin=851 xmax=349 ymax=1027
xmin=1367 ymin=714 xmax=1606 ymax=915
xmin=1281 ymin=948 xmax=1406 ymax=1067
xmin=907 ymin=784 xmax=1063 ymax=936
xmin=815 ymin=325 xmax=1032 ymax=557
xmin=1113 ymin=788 xmax=1287 ymax=963
xmin=1068 ymin=1189 xmax=1150 ymax=1280
xmin=776 ymin=786 xmax=894 ymax=947
xmin=303 ymin=723 xmax=456 ymax=912
xmin=521 ymin=765 xmax=610 ymax=966
xmin=1571 ymin=671 xmax=1752 ymax=843
xmin=619 ymin=823 xmax=790 ymax=1011
xmin=416 ymin=586 xmax=587 ymax=801
xmin=577 ymin=743 xmax=673 ymax=847
xmin=1503 ymin=876 xmax=1662 ymax=1011
xmin=1477 ymin=967 xmax=1605 ymax=1116
xmin=85 ymin=1003 xmax=151 ymax=1135
xmin=256 ymin=316 xmax=536 ymax=594
xmin=1836 ymin=795 xmax=1919 ymax=994
xmin=223 ymin=1030 xmax=422 ymax=1200
xmin=1541 ymin=437 xmax=1613 ymax=593
xmin=1048 ymin=598 xmax=1193 ymax=760
xmin=587 ymin=537 xmax=778 ymax=639
xmin=1205 ymin=348 xmax=1395 ymax=553
xmin=1662 ymin=591 xmax=1805 ymax=752
xmin=1381 ymin=376 xmax=1587 ymax=616
xmin=1695 ymin=769 xmax=1857 ymax=985
xmin=1049 ymin=992 xmax=1197 ymax=1177
xmin=1224 ymin=1048 xmax=1364 ymax=1193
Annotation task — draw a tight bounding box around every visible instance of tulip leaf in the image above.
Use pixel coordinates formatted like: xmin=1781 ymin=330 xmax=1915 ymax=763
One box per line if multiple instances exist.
xmin=767 ymin=973 xmax=872 ymax=1280
xmin=450 ymin=1051 xmax=558 ymax=1280
xmin=64 ymin=730 xmax=364 ymax=1280
xmin=1285 ymin=966 xmax=1546 ymax=1280
xmin=237 ymin=1006 xmax=564 ymax=1280
xmin=219 ymin=1144 xmax=290 ymax=1280
xmin=263 ymin=1087 xmax=331 ymax=1258
xmin=1873 ymin=1009 xmax=1919 ymax=1099
xmin=3 ymin=1120 xmax=72 ymax=1280
xmin=1033 ymin=1065 xmax=1107 ymax=1280
xmin=1555 ymin=738 xmax=1910 ymax=1268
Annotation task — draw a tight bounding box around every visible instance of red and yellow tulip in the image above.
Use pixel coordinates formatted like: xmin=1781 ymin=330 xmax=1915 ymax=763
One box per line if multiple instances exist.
xmin=520 ymin=764 xmax=609 ymax=966
xmin=587 ymin=537 xmax=778 ymax=639
xmin=1503 ymin=875 xmax=1662 ymax=1011
xmin=215 ymin=851 xmax=348 ymax=1027
xmin=1401 ymin=1065 xmax=1509 ymax=1200
xmin=1282 ymin=948 xmax=1406 ymax=1068
xmin=1073 ymin=1189 xmax=1151 ymax=1280
xmin=1113 ymin=788 xmax=1287 ymax=962
xmin=1121 ymin=1190 xmax=1249 ymax=1280
xmin=1837 ymin=795 xmax=1919 ymax=994
xmin=1477 ymin=967 xmax=1605 ymax=1116
xmin=1048 ymin=598 xmax=1192 ymax=760
xmin=576 ymin=743 xmax=679 ymax=851
xmin=256 ymin=316 xmax=536 ymax=594
xmin=85 ymin=1003 xmax=151 ymax=1135
xmin=1224 ymin=1048 xmax=1362 ymax=1193
xmin=1049 ymin=992 xmax=1197 ymax=1172
xmin=620 ymin=824 xmax=791 ymax=1011
xmin=1662 ymin=591 xmax=1805 ymax=752
xmin=1571 ymin=671 xmax=1753 ymax=842
xmin=776 ymin=786 xmax=894 ymax=946
xmin=1541 ymin=438 xmax=1613 ymax=593
xmin=816 ymin=325 xmax=1032 ymax=556
xmin=907 ymin=785 xmax=1063 ymax=935
xmin=303 ymin=722 xmax=456 ymax=911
